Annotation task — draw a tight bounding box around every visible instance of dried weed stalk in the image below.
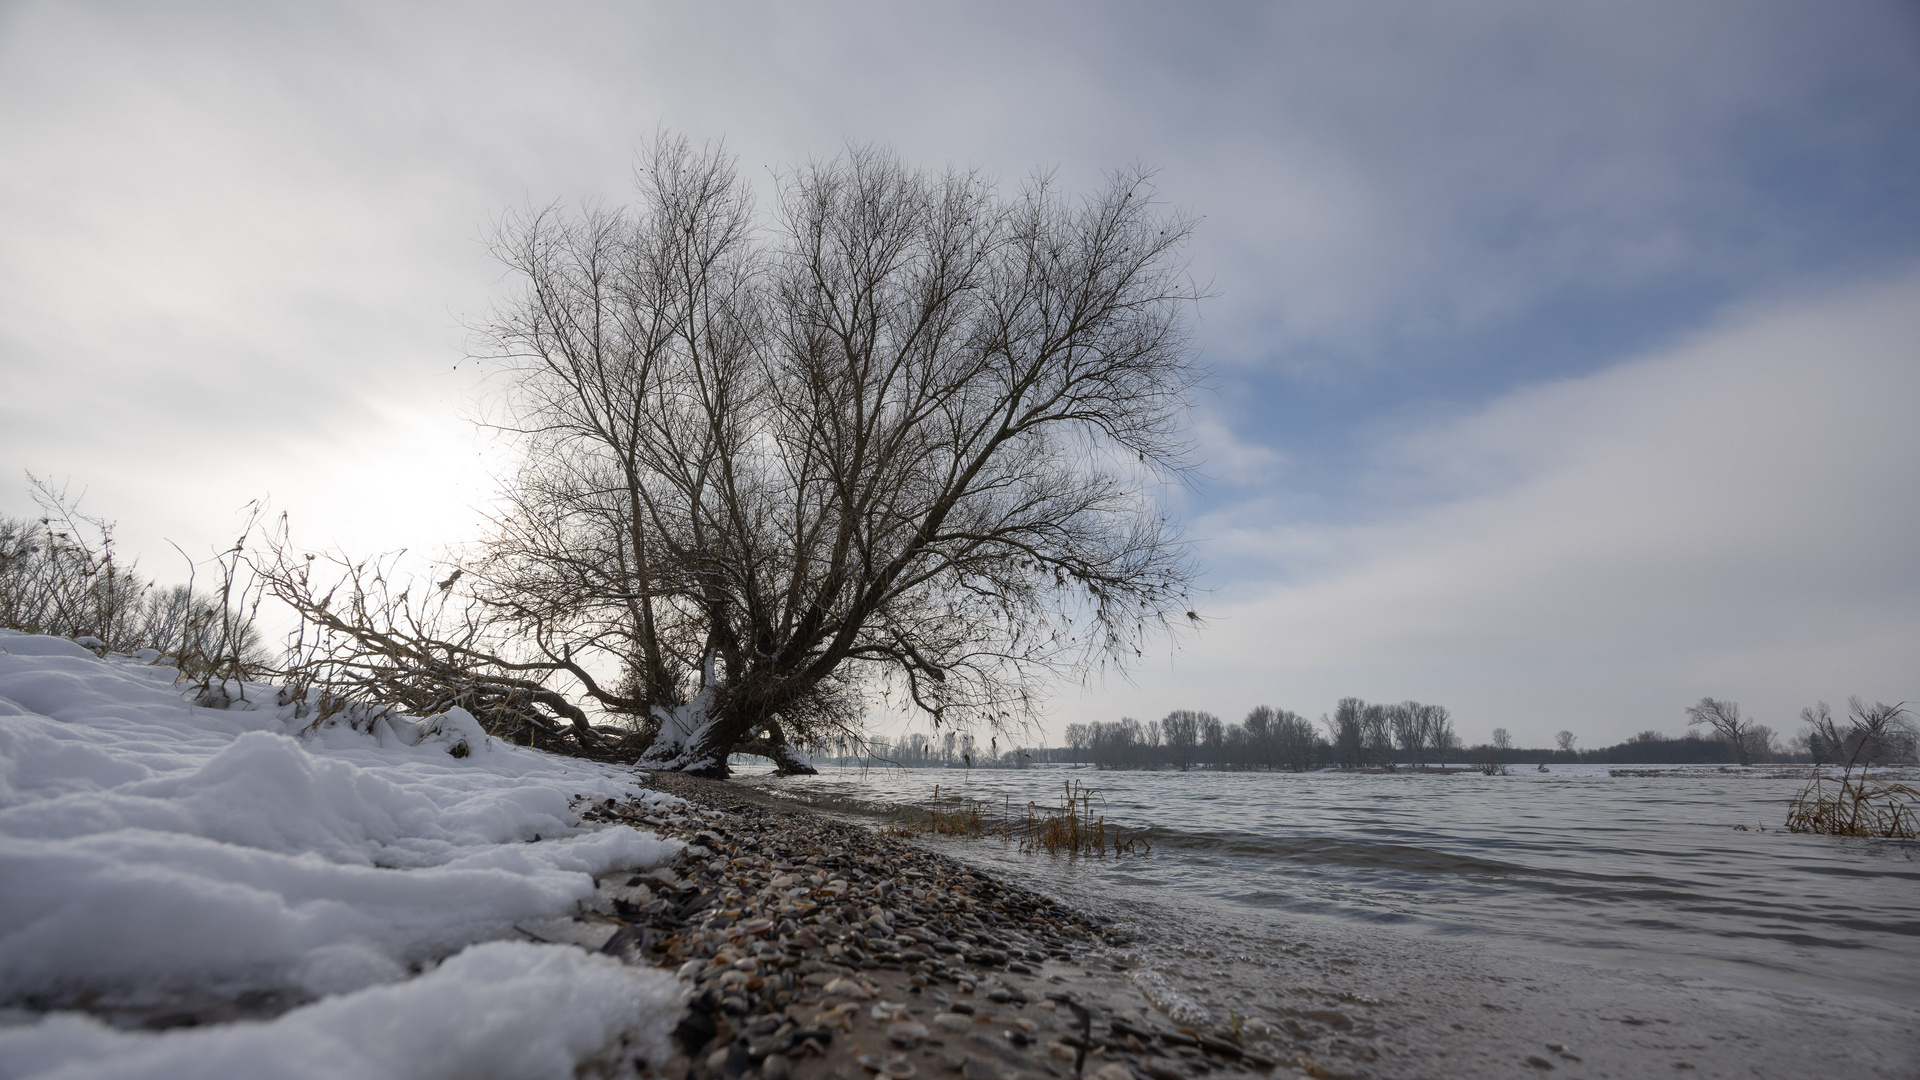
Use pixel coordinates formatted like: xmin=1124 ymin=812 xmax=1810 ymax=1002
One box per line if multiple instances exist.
xmin=0 ymin=477 xmax=271 ymax=699
xmin=1016 ymin=780 xmax=1150 ymax=857
xmin=255 ymin=519 xmax=634 ymax=757
xmin=1786 ymin=698 xmax=1918 ymax=839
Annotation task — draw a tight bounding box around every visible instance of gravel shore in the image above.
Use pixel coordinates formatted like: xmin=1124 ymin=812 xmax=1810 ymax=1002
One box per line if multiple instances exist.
xmin=544 ymin=774 xmax=1312 ymax=1080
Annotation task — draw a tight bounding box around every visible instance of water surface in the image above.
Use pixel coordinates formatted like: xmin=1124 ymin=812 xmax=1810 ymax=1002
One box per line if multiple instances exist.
xmin=744 ymin=763 xmax=1918 ymax=1077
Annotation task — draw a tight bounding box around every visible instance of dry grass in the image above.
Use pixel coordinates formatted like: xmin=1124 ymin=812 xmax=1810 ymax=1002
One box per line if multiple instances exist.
xmin=882 ymin=785 xmax=996 ymax=838
xmin=1 ymin=479 xmax=272 ymax=699
xmin=884 ymin=779 xmax=1152 ymax=857
xmin=1786 ymin=699 xmax=1918 ymax=839
xmin=1785 ymin=773 xmax=1919 ymax=839
xmin=1015 ymin=780 xmax=1151 ymax=857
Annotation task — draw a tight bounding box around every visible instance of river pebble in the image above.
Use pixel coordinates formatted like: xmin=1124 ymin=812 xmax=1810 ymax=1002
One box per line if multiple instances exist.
xmin=560 ymin=774 xmax=1309 ymax=1080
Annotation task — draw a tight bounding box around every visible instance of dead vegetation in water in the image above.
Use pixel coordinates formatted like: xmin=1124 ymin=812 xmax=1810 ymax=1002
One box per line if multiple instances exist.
xmin=881 ymin=784 xmax=996 ymax=838
xmin=1016 ymin=779 xmax=1151 ymax=856
xmin=1786 ymin=699 xmax=1919 ymax=839
xmin=883 ymin=780 xmax=1151 ymax=856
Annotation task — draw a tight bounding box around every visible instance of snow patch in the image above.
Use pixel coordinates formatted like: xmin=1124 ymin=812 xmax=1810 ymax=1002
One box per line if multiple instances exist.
xmin=0 ymin=941 xmax=680 ymax=1080
xmin=639 ymin=686 xmax=722 ymax=774
xmin=0 ymin=630 xmax=686 ymax=1076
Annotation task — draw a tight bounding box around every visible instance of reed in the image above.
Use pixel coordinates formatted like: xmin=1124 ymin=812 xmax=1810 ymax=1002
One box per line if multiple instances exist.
xmin=1786 ymin=772 xmax=1919 ymax=838
xmin=883 ymin=784 xmax=996 ymax=838
xmin=883 ymin=780 xmax=1152 ymax=857
xmin=1785 ymin=699 xmax=1918 ymax=839
xmin=1015 ymin=780 xmax=1151 ymax=857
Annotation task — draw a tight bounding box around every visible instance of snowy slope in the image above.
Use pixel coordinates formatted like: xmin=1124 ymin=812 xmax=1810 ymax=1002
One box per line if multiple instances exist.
xmin=0 ymin=630 xmax=685 ymax=1079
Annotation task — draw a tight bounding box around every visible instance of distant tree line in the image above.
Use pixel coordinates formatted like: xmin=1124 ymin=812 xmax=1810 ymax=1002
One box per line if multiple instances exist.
xmin=1516 ymin=730 xmax=1743 ymax=765
xmin=796 ymin=730 xmax=1053 ymax=769
xmin=1053 ymin=698 xmax=1452 ymax=771
xmin=797 ymin=694 xmax=1916 ymax=773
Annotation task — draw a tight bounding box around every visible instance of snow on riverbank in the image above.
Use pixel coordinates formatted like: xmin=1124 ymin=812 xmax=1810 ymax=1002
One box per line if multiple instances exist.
xmin=0 ymin=630 xmax=685 ymax=1078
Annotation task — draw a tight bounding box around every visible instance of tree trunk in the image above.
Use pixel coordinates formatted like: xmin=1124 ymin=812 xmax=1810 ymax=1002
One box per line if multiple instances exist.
xmin=637 ymin=688 xmax=734 ymax=777
xmin=733 ymin=727 xmax=819 ymax=776
xmin=635 ymin=682 xmax=819 ymax=779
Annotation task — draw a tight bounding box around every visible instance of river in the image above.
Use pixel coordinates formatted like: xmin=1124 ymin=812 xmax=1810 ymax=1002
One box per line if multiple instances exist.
xmin=741 ymin=763 xmax=1918 ymax=1078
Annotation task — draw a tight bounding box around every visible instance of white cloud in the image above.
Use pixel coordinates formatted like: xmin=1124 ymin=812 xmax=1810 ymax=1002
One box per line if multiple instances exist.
xmin=0 ymin=2 xmax=1913 ymax=750
xmin=1188 ymin=414 xmax=1288 ymax=489
xmin=1058 ymin=270 xmax=1920 ymax=746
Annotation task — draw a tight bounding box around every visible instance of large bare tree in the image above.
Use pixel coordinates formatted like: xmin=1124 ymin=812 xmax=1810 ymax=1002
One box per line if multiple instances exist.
xmin=414 ymin=138 xmax=1202 ymax=776
xmin=1686 ymin=696 xmax=1755 ymax=766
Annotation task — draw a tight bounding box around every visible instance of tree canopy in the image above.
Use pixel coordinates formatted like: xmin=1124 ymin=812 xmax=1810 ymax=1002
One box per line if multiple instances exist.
xmin=270 ymin=138 xmax=1205 ymax=776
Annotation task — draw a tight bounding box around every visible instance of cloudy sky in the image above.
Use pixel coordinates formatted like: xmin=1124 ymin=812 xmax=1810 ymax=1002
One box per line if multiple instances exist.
xmin=4 ymin=1 xmax=1916 ymax=747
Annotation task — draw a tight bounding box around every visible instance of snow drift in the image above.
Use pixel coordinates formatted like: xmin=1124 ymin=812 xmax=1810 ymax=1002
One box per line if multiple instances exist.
xmin=0 ymin=630 xmax=685 ymax=1078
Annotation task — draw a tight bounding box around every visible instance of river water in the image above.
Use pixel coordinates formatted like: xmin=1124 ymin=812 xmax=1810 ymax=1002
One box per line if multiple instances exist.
xmin=742 ymin=763 xmax=1918 ymax=1078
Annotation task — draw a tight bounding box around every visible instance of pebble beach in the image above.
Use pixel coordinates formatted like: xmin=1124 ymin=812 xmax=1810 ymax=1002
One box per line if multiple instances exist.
xmin=549 ymin=774 xmax=1308 ymax=1080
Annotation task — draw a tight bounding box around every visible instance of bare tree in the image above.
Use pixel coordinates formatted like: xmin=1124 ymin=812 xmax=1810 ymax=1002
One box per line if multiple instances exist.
xmin=1385 ymin=701 xmax=1455 ymax=770
xmin=1221 ymin=720 xmax=1250 ymax=768
xmin=1090 ymin=717 xmax=1150 ymax=770
xmin=1800 ymin=698 xmax=1916 ymax=767
xmin=1798 ymin=702 xmax=1835 ymax=760
xmin=1242 ymin=705 xmax=1275 ymax=770
xmin=1276 ymin=710 xmax=1322 ymax=771
xmin=266 ymin=138 xmax=1202 ymax=776
xmin=1554 ymin=729 xmax=1577 ymax=754
xmin=1388 ymin=703 xmax=1415 ymax=767
xmin=1162 ymin=710 xmax=1202 ymax=770
xmin=1326 ymin=698 xmax=1365 ymax=768
xmin=1198 ymin=711 xmax=1225 ymax=765
xmin=1361 ymin=702 xmax=1396 ymax=769
xmin=1063 ymin=722 xmax=1092 ymax=765
xmin=1422 ymin=704 xmax=1457 ymax=765
xmin=1686 ymin=696 xmax=1755 ymax=766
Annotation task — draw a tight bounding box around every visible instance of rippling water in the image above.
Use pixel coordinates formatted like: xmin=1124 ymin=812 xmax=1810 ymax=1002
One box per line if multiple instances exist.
xmin=743 ymin=763 xmax=1919 ymax=1077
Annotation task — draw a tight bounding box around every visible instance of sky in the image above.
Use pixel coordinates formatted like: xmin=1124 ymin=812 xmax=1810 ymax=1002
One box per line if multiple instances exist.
xmin=3 ymin=1 xmax=1917 ymax=749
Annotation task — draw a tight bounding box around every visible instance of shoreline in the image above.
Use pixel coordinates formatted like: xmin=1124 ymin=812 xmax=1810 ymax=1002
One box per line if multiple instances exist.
xmin=737 ymin=764 xmax=1920 ymax=1076
xmin=562 ymin=772 xmax=1309 ymax=1080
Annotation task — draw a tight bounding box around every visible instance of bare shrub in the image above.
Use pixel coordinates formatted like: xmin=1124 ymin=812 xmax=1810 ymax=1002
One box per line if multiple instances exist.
xmin=1470 ymin=727 xmax=1513 ymax=775
xmin=256 ymin=532 xmax=619 ymax=755
xmin=0 ymin=478 xmax=270 ymax=693
xmin=0 ymin=477 xmax=146 ymax=646
xmin=164 ymin=513 xmax=274 ymax=704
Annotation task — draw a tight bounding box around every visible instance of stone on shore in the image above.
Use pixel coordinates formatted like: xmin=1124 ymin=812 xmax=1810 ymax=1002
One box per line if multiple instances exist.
xmin=557 ymin=773 xmax=1301 ymax=1080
